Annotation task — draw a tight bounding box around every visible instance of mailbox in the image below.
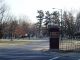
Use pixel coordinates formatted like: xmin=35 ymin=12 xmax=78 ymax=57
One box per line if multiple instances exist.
xmin=49 ymin=25 xmax=60 ymax=50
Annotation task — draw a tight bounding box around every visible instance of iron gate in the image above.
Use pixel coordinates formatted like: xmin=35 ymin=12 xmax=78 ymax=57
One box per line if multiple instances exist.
xmin=59 ymin=36 xmax=80 ymax=51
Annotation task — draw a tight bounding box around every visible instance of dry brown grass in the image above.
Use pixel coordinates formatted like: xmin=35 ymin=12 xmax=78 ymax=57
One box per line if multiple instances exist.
xmin=0 ymin=39 xmax=31 ymax=46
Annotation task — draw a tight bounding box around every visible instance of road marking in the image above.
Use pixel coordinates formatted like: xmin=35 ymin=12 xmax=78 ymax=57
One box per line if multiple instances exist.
xmin=49 ymin=56 xmax=60 ymax=60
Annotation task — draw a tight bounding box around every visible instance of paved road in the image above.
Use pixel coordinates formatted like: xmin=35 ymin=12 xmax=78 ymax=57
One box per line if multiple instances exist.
xmin=0 ymin=40 xmax=49 ymax=50
xmin=0 ymin=48 xmax=52 ymax=60
xmin=0 ymin=47 xmax=65 ymax=60
xmin=0 ymin=40 xmax=80 ymax=60
xmin=0 ymin=40 xmax=61 ymax=60
xmin=49 ymin=53 xmax=80 ymax=60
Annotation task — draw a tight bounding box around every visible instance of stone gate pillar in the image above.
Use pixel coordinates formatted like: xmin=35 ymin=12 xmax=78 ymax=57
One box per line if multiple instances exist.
xmin=48 ymin=24 xmax=60 ymax=50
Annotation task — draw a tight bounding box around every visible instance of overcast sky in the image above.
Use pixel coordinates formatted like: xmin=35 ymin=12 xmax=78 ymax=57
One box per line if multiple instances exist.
xmin=4 ymin=0 xmax=80 ymax=23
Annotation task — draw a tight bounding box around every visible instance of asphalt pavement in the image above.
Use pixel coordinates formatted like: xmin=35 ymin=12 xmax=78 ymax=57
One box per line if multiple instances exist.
xmin=0 ymin=45 xmax=61 ymax=60
xmin=0 ymin=40 xmax=80 ymax=60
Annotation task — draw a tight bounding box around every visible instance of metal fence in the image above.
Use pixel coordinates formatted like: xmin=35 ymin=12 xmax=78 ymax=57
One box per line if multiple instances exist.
xmin=59 ymin=37 xmax=80 ymax=51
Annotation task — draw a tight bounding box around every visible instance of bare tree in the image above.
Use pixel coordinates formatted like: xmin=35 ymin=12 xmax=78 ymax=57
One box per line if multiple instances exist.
xmin=3 ymin=16 xmax=18 ymax=41
xmin=62 ymin=11 xmax=75 ymax=38
xmin=0 ymin=0 xmax=7 ymax=38
xmin=74 ymin=12 xmax=80 ymax=38
xmin=76 ymin=12 xmax=80 ymax=32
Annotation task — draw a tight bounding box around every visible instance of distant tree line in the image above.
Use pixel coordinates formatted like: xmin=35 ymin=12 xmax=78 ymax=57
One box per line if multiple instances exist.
xmin=1 ymin=15 xmax=37 ymax=40
xmin=0 ymin=0 xmax=37 ymax=40
xmin=1 ymin=0 xmax=80 ymax=40
xmin=36 ymin=10 xmax=80 ymax=39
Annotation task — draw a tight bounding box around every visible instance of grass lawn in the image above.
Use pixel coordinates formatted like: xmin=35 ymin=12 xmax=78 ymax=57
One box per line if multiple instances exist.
xmin=0 ymin=39 xmax=31 ymax=46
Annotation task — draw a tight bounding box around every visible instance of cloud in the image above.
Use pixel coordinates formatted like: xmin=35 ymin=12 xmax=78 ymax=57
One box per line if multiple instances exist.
xmin=5 ymin=0 xmax=80 ymax=23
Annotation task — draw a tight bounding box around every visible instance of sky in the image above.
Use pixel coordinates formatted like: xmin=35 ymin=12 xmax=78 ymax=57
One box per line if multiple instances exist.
xmin=4 ymin=0 xmax=80 ymax=23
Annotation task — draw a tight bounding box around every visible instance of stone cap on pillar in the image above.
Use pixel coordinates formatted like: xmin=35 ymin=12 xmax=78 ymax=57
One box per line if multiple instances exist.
xmin=48 ymin=23 xmax=59 ymax=32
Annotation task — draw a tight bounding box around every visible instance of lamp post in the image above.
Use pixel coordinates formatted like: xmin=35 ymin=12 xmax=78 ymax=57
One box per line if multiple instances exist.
xmin=53 ymin=8 xmax=62 ymax=40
